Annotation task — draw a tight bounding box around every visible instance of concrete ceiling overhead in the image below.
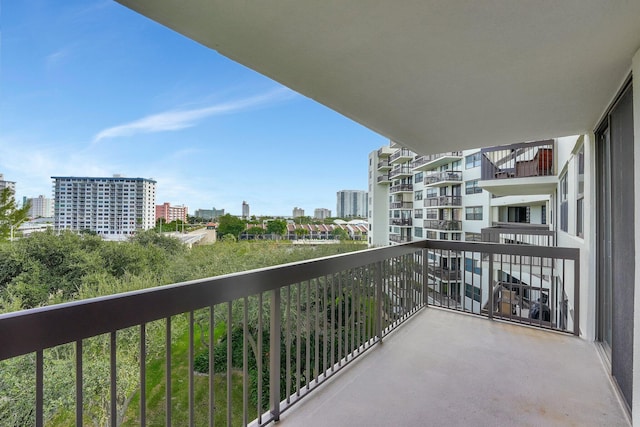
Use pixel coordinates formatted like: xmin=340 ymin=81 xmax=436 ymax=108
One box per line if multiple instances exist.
xmin=115 ymin=0 xmax=640 ymax=155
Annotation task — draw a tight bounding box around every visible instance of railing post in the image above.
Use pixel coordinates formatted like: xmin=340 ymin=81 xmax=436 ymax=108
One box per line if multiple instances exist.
xmin=488 ymin=254 xmax=494 ymax=320
xmin=375 ymin=261 xmax=383 ymax=342
xmin=573 ymin=253 xmax=580 ymax=336
xmin=270 ymin=289 xmax=281 ymax=421
xmin=422 ymin=248 xmax=428 ymax=308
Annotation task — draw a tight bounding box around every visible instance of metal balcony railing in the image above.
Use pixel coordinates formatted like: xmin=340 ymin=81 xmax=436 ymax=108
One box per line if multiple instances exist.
xmin=389 ymin=218 xmax=412 ymax=226
xmin=389 ymin=148 xmax=413 ymax=163
xmin=423 ymin=171 xmax=462 ymax=185
xmin=423 ymin=219 xmax=462 ymax=231
xmin=377 ymin=174 xmax=391 ymax=183
xmin=481 ymin=222 xmax=556 ymax=247
xmin=390 ymin=202 xmax=413 ymax=209
xmin=389 ymin=166 xmax=412 ymax=179
xmin=389 ymin=184 xmax=413 ymax=193
xmin=481 ymin=140 xmax=555 ymax=180
xmin=377 ymin=160 xmax=391 ymax=170
xmin=389 ymin=234 xmax=412 ymax=243
xmin=0 ymin=240 xmax=579 ymax=426
xmin=423 ymin=195 xmax=462 ymax=208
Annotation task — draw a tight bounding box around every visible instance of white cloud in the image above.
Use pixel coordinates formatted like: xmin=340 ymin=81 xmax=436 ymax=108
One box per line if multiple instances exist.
xmin=92 ymin=88 xmax=295 ymax=144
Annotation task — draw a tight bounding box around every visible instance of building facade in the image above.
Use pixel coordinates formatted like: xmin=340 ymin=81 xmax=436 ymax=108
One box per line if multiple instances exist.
xmin=155 ymin=202 xmax=188 ymax=223
xmin=194 ymin=208 xmax=224 ymax=220
xmin=292 ymin=207 xmax=305 ymax=218
xmin=314 ymin=208 xmax=331 ymax=220
xmin=242 ymin=201 xmax=250 ymax=218
xmin=0 ymin=174 xmax=16 ymax=194
xmin=52 ymin=176 xmax=156 ymax=239
xmin=336 ymin=190 xmax=367 ymax=218
xmin=26 ymin=195 xmax=53 ymax=218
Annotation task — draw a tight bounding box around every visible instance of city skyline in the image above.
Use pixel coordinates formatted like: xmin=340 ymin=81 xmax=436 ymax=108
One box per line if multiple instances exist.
xmin=0 ymin=1 xmax=385 ymax=217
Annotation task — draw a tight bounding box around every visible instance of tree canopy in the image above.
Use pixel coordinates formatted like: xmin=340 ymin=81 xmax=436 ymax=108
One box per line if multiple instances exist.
xmin=266 ymin=219 xmax=287 ymax=236
xmin=0 ymin=188 xmax=30 ymax=241
xmin=217 ymin=214 xmax=246 ymax=238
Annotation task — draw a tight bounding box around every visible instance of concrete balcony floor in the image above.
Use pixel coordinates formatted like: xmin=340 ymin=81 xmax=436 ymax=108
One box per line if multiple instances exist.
xmin=279 ymin=308 xmax=629 ymax=427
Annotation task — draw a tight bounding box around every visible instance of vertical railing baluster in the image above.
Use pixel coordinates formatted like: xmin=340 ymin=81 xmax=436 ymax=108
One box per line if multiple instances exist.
xmin=573 ymin=255 xmax=580 ymax=336
xmin=323 ymin=275 xmax=328 ymax=377
xmin=286 ymin=286 xmax=291 ymax=403
xmin=76 ymin=340 xmax=83 ymax=427
xmin=257 ymin=293 xmax=263 ymax=424
xmin=208 ymin=306 xmax=214 ymax=427
xmin=226 ymin=302 xmax=232 ymax=427
xmin=488 ymin=251 xmax=494 ymax=320
xmin=111 ymin=331 xmax=117 ymax=427
xmin=243 ymin=297 xmax=248 ymax=427
xmin=350 ymin=271 xmax=355 ymax=358
xmin=270 ymin=289 xmax=281 ymax=421
xmin=189 ymin=312 xmax=195 ymax=427
xmin=296 ymin=283 xmax=301 ymax=396
xmin=337 ymin=274 xmax=343 ymax=366
xmin=166 ymin=318 xmax=172 ymax=427
xmin=422 ymin=249 xmax=428 ymax=310
xmin=140 ymin=324 xmax=146 ymax=427
xmin=331 ymin=274 xmax=336 ymax=370
xmin=36 ymin=349 xmax=43 ymax=427
xmin=314 ymin=279 xmax=319 ymax=383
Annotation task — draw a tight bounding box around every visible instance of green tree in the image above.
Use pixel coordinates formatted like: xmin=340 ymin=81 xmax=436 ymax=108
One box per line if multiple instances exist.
xmin=266 ymin=219 xmax=287 ymax=237
xmin=332 ymin=227 xmax=349 ymax=240
xmin=217 ymin=214 xmax=246 ymax=239
xmin=294 ymin=228 xmax=309 ymax=239
xmin=246 ymin=226 xmax=265 ymax=236
xmin=0 ymin=188 xmax=30 ymax=241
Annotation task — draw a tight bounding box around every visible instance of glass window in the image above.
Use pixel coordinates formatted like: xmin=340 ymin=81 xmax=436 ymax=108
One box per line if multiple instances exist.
xmin=414 ymin=190 xmax=423 ymax=201
xmin=576 ymin=145 xmax=584 ymax=238
xmin=465 ymin=180 xmax=482 ymax=194
xmin=465 ymin=152 xmax=481 ymax=169
xmin=560 ymin=172 xmax=568 ymax=232
xmin=465 ymin=232 xmax=482 ymax=242
xmin=414 ymin=172 xmax=423 ymax=183
xmin=414 ymin=227 xmax=423 ymax=238
xmin=465 ymin=206 xmax=483 ymax=220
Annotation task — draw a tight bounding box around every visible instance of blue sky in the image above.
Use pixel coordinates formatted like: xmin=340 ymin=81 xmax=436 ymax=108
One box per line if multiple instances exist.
xmin=0 ymin=1 xmax=387 ymax=217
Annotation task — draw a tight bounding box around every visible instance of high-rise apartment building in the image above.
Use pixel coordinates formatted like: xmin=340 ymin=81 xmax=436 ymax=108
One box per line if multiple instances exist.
xmin=52 ymin=176 xmax=157 ymax=239
xmin=194 ymin=208 xmax=224 ymax=220
xmin=336 ymin=190 xmax=367 ymax=218
xmin=314 ymin=208 xmax=331 ymax=220
xmin=0 ymin=174 xmax=16 ymax=194
xmin=26 ymin=195 xmax=54 ymax=218
xmin=242 ymin=201 xmax=250 ymax=218
xmin=155 ymin=202 xmax=188 ymax=223
xmin=292 ymin=207 xmax=305 ymax=218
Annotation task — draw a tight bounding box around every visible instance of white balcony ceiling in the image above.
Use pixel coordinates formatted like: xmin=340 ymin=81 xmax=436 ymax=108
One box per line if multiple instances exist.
xmin=115 ymin=0 xmax=640 ymax=155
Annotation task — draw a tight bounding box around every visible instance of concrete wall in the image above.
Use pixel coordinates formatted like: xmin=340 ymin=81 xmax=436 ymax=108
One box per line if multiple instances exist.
xmin=632 ymin=48 xmax=640 ymax=427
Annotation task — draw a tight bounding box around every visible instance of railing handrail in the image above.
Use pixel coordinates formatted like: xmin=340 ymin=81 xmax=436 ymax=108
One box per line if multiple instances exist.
xmin=0 ymin=242 xmax=425 ymax=361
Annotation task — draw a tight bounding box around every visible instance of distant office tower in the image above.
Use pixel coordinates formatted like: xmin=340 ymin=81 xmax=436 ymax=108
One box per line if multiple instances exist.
xmin=314 ymin=208 xmax=331 ymax=220
xmin=292 ymin=207 xmax=305 ymax=218
xmin=155 ymin=202 xmax=188 ymax=222
xmin=336 ymin=190 xmax=367 ymax=218
xmin=194 ymin=208 xmax=225 ymax=220
xmin=27 ymin=195 xmax=54 ymax=218
xmin=242 ymin=201 xmax=250 ymax=218
xmin=0 ymin=174 xmax=16 ymax=194
xmin=52 ymin=176 xmax=156 ymax=239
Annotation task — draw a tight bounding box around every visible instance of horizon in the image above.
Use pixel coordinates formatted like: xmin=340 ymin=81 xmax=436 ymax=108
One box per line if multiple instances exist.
xmin=0 ymin=1 xmax=386 ymax=217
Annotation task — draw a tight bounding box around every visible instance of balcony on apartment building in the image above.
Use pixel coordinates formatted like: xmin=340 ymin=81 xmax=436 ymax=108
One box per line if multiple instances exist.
xmin=424 ymin=195 xmax=462 ymax=208
xmin=478 ymin=140 xmax=557 ymax=196
xmin=376 ymin=173 xmax=391 ymax=184
xmin=389 ymin=148 xmax=413 ymax=164
xmin=376 ymin=159 xmax=391 ymax=171
xmin=423 ymin=170 xmax=463 ymax=187
xmin=389 ymin=218 xmax=412 ymax=226
xmin=482 ymin=222 xmax=556 ymax=247
xmin=411 ymin=152 xmax=464 ymax=171
xmin=377 ymin=146 xmax=394 ymax=158
xmin=390 ymin=201 xmax=413 ymax=209
xmin=0 ymin=240 xmax=628 ymax=427
xmin=389 ymin=234 xmax=412 ymax=243
xmin=424 ymin=219 xmax=462 ymax=231
xmin=389 ymin=165 xmax=413 ymax=179
xmin=389 ymin=183 xmax=413 ymax=193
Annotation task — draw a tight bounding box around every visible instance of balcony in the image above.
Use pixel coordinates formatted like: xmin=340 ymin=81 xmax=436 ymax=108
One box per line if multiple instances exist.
xmin=376 ymin=174 xmax=391 ymax=184
xmin=0 ymin=240 xmax=629 ymax=427
xmin=423 ymin=195 xmax=462 ymax=208
xmin=423 ymin=170 xmax=462 ymax=187
xmin=389 ymin=201 xmax=413 ymax=209
xmin=388 ymin=165 xmax=412 ymax=179
xmin=389 ymin=184 xmax=413 ymax=193
xmin=389 ymin=234 xmax=412 ymax=243
xmin=482 ymin=222 xmax=556 ymax=247
xmin=377 ymin=146 xmax=394 ymax=158
xmin=376 ymin=160 xmax=391 ymax=171
xmin=479 ymin=140 xmax=557 ymax=196
xmin=389 ymin=148 xmax=413 ymax=164
xmin=411 ymin=152 xmax=464 ymax=171
xmin=426 ymin=265 xmax=461 ymax=282
xmin=389 ymin=218 xmax=412 ymax=226
xmin=423 ymin=219 xmax=462 ymax=231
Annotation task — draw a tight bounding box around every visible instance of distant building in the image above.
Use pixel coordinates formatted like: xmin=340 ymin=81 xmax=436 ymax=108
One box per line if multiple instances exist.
xmin=242 ymin=201 xmax=250 ymax=218
xmin=292 ymin=207 xmax=305 ymax=218
xmin=336 ymin=190 xmax=367 ymax=218
xmin=194 ymin=207 xmax=224 ymax=220
xmin=155 ymin=202 xmax=188 ymax=222
xmin=26 ymin=195 xmax=53 ymax=218
xmin=0 ymin=173 xmax=16 ymax=194
xmin=52 ymin=175 xmax=156 ymax=239
xmin=314 ymin=208 xmax=331 ymax=220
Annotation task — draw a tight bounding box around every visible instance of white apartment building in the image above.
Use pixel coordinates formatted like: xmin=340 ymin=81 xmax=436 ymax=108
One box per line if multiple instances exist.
xmin=0 ymin=174 xmax=16 ymax=194
xmin=26 ymin=195 xmax=54 ymax=218
xmin=314 ymin=208 xmax=331 ymax=220
xmin=292 ymin=207 xmax=305 ymax=218
xmin=336 ymin=190 xmax=367 ymax=218
xmin=52 ymin=176 xmax=157 ymax=239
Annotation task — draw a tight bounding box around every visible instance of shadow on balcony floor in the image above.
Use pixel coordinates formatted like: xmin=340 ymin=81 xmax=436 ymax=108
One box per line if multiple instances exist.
xmin=278 ymin=308 xmax=629 ymax=427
